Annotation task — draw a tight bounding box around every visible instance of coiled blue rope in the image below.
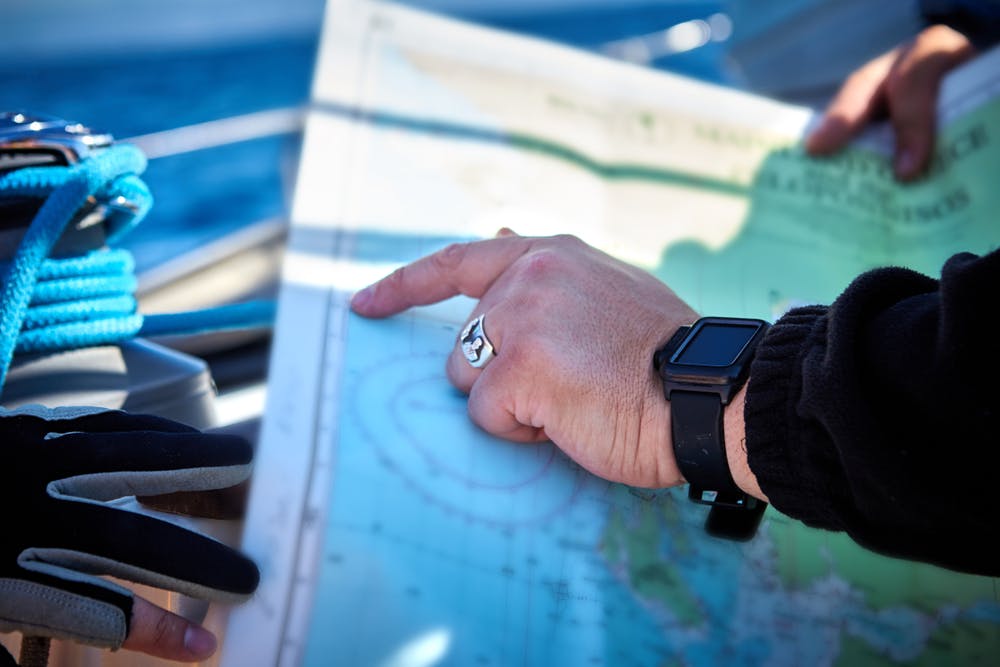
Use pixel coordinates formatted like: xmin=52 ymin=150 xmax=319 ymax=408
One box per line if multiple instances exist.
xmin=0 ymin=143 xmax=275 ymax=394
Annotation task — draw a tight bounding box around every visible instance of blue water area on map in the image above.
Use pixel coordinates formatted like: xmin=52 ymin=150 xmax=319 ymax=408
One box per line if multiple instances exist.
xmin=303 ymin=310 xmax=952 ymax=667
xmin=298 ymin=302 xmax=1000 ymax=664
xmin=304 ymin=313 xmax=679 ymax=666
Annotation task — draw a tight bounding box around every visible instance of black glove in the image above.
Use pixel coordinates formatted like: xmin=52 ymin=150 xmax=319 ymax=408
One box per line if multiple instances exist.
xmin=0 ymin=406 xmax=259 ymax=650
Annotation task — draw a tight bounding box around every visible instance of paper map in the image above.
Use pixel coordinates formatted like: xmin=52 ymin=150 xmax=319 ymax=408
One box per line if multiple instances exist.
xmin=223 ymin=2 xmax=1000 ymax=665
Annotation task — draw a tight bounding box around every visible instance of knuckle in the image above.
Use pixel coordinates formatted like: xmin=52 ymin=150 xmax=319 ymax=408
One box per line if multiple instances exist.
xmin=517 ymin=247 xmax=565 ymax=280
xmin=918 ymin=24 xmax=944 ymax=43
xmin=466 ymin=393 xmax=491 ymax=429
xmin=432 ymin=242 xmax=469 ymax=272
xmin=379 ymin=264 xmax=415 ymax=308
xmin=383 ymin=264 xmax=408 ymax=291
xmin=446 ymin=352 xmax=473 ymax=392
xmin=552 ymin=233 xmax=584 ymax=248
xmin=152 ymin=614 xmax=180 ymax=649
xmin=920 ymin=24 xmax=959 ymax=47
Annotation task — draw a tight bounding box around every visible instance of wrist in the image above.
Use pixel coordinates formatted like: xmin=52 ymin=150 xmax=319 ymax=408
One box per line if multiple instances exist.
xmin=724 ymin=384 xmax=767 ymax=503
xmin=655 ymin=317 xmax=769 ymax=504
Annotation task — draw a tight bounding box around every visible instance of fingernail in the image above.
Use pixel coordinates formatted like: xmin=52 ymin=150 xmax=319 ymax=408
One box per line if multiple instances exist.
xmin=351 ymin=286 xmax=373 ymax=309
xmin=184 ymin=626 xmax=217 ymax=657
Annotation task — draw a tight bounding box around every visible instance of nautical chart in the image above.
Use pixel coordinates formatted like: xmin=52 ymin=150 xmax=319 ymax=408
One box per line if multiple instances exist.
xmin=222 ymin=2 xmax=1000 ymax=665
xmin=343 ymin=315 xmax=587 ymax=528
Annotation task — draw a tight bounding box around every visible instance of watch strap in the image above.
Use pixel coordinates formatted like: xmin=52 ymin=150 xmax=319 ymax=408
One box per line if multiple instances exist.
xmin=670 ymin=391 xmax=754 ymax=508
xmin=671 ymin=391 xmax=725 ymax=494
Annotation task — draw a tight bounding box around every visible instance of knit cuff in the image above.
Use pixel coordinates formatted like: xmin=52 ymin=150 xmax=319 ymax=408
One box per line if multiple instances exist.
xmin=745 ymin=306 xmax=841 ymax=529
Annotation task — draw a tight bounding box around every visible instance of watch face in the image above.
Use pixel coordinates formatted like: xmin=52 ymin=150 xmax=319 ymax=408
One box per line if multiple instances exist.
xmin=672 ymin=321 xmax=762 ymax=367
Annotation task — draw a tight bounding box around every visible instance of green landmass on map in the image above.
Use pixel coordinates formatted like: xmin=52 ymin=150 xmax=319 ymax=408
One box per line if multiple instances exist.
xmin=600 ymin=492 xmax=703 ymax=627
xmin=656 ymin=98 xmax=1000 ymax=323
xmin=833 ymin=619 xmax=1000 ymax=667
xmin=766 ymin=513 xmax=995 ymax=611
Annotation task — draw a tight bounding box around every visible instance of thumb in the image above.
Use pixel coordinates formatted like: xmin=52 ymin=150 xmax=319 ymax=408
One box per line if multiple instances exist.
xmin=123 ymin=596 xmax=217 ymax=662
xmin=884 ymin=25 xmax=976 ymax=180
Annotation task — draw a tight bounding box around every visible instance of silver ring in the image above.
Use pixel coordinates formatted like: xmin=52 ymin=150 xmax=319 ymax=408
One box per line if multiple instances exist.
xmin=460 ymin=314 xmax=495 ymax=368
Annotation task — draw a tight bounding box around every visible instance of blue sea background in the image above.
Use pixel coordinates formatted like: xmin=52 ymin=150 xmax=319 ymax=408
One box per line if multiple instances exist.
xmin=0 ymin=0 xmax=913 ymax=273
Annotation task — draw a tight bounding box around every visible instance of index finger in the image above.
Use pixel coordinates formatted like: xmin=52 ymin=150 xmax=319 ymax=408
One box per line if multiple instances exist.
xmin=350 ymin=234 xmax=534 ymax=318
xmin=805 ymin=48 xmax=898 ymax=155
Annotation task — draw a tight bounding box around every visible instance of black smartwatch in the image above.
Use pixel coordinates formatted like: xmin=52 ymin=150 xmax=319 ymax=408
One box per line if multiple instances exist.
xmin=654 ymin=317 xmax=769 ymax=541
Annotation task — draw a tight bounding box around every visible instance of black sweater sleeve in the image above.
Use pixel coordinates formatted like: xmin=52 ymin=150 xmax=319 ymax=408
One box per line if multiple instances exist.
xmin=744 ymin=247 xmax=1000 ymax=575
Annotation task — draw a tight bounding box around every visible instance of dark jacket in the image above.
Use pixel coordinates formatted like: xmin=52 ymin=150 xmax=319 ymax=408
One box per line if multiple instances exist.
xmin=746 ymin=248 xmax=999 ymax=575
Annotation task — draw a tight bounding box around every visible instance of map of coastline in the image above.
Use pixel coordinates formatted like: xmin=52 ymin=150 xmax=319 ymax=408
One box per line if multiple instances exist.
xmin=226 ymin=3 xmax=1000 ymax=665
